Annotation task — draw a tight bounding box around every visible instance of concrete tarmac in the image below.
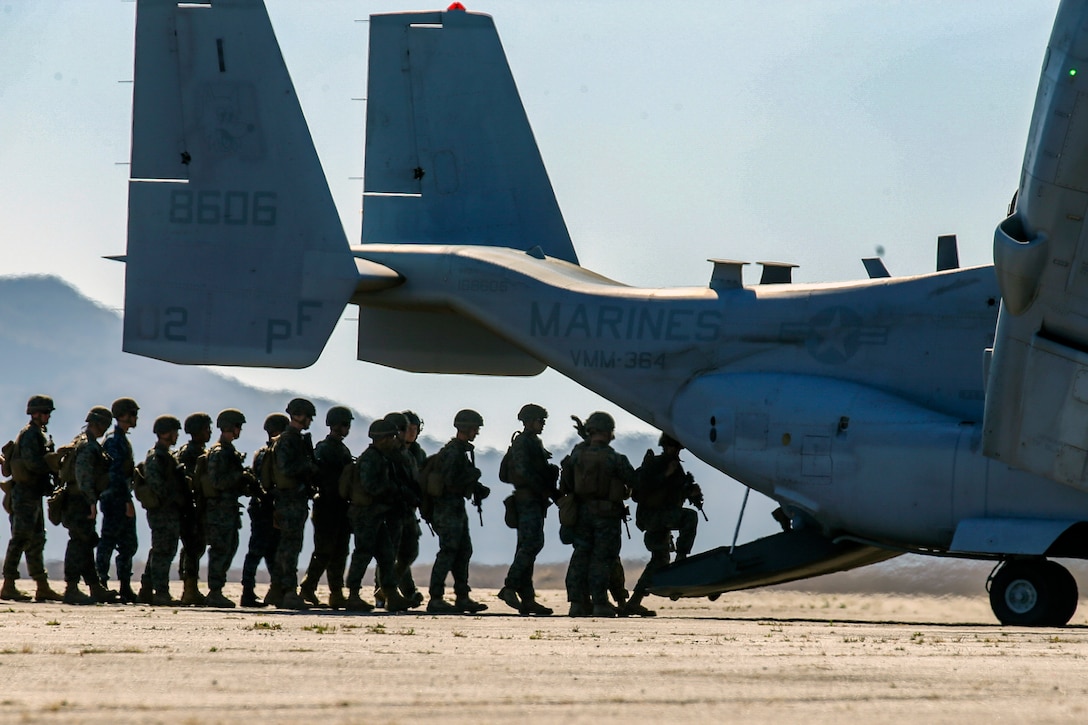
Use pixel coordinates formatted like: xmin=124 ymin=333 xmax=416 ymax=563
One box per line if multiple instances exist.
xmin=0 ymin=583 xmax=1085 ymax=723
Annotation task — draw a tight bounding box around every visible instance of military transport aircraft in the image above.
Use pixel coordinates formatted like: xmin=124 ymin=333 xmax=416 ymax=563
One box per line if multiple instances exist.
xmin=121 ymin=0 xmax=1088 ymax=625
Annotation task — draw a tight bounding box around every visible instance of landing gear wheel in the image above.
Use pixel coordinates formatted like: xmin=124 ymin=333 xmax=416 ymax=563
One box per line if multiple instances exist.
xmin=1041 ymin=560 xmax=1078 ymax=627
xmin=989 ymin=560 xmax=1078 ymax=627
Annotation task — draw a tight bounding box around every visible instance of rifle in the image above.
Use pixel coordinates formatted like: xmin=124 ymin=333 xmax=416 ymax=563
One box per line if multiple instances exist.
xmin=622 ymin=505 xmax=632 ymax=539
xmin=472 ymin=491 xmax=484 ymax=526
xmin=684 ymin=472 xmax=709 ymax=521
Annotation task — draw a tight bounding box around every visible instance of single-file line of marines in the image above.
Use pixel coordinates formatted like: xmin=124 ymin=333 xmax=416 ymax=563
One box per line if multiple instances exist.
xmin=0 ymin=395 xmax=705 ymax=617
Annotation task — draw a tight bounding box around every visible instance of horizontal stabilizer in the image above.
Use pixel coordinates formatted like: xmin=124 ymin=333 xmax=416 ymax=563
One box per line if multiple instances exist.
xmin=361 ymin=9 xmax=577 ymax=264
xmin=123 ymin=0 xmax=356 ymax=367
xmin=356 ymin=307 xmax=544 ymax=375
xmin=648 ymin=528 xmax=898 ymax=599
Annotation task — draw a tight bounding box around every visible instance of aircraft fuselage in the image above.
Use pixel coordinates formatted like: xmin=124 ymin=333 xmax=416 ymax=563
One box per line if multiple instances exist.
xmin=354 ymin=244 xmax=1088 ymax=552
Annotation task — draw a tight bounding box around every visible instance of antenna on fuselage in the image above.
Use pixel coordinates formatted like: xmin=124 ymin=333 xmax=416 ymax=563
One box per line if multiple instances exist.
xmin=937 ymin=234 xmax=960 ymax=271
xmin=757 ymin=262 xmax=798 ymax=284
xmin=862 ymin=258 xmax=891 ymax=279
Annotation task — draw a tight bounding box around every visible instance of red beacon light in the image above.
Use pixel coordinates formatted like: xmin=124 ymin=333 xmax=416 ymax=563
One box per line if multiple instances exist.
xmin=448 ymin=2 xmax=466 ymax=10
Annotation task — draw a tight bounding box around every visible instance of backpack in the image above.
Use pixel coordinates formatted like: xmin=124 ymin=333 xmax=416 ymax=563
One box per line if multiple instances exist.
xmin=54 ymin=439 xmax=80 ymax=485
xmin=1 ymin=440 xmax=15 ymax=478
xmin=420 ymin=453 xmax=444 ymax=497
xmin=498 ymin=432 xmax=518 ymax=484
xmin=573 ymin=445 xmax=611 ymax=499
xmin=256 ymin=446 xmax=276 ymax=494
xmin=193 ymin=452 xmax=213 ymax=497
xmin=630 ymin=449 xmax=655 ymax=503
xmin=337 ymin=459 xmax=354 ymax=500
xmin=5 ymin=433 xmax=31 ymax=484
xmin=132 ymin=460 xmax=160 ymax=510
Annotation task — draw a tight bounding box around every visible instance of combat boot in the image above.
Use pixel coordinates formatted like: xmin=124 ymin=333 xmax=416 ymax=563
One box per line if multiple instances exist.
xmin=373 ymin=587 xmax=385 ymax=610
xmin=567 ymin=601 xmax=591 ymax=617
xmin=591 ymin=601 xmax=618 ymax=618
xmin=264 ymin=581 xmax=284 ymax=608
xmin=404 ymin=588 xmax=425 ymax=609
xmin=152 ymin=590 xmax=182 ymax=607
xmin=240 ymin=587 xmax=267 ymax=608
xmin=426 ymin=597 xmax=459 ymax=614
xmin=520 ymin=594 xmax=554 ymax=616
xmin=454 ymin=594 xmax=488 ymax=613
xmin=327 ymin=587 xmax=347 ymax=610
xmin=346 ymin=589 xmax=374 ymax=612
xmin=63 ymin=583 xmax=95 ymax=605
xmin=381 ymin=587 xmax=410 ymax=613
xmin=118 ymin=579 xmax=140 ymax=604
xmin=497 ymin=586 xmax=521 ymax=613
xmin=88 ymin=581 xmax=119 ymax=604
xmin=33 ymin=577 xmax=63 ymax=603
xmin=181 ymin=577 xmax=206 ymax=606
xmin=278 ymin=590 xmax=309 ymax=610
xmin=621 ymin=594 xmax=656 ymax=618
xmin=137 ymin=581 xmax=154 ymax=605
xmin=299 ymin=577 xmax=322 ymax=606
xmin=1 ymin=578 xmax=32 ymax=602
xmin=205 ymin=588 xmax=236 ymax=608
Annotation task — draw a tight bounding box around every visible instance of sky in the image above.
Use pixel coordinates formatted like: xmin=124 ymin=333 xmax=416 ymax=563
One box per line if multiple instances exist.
xmin=0 ymin=0 xmax=1063 ymax=455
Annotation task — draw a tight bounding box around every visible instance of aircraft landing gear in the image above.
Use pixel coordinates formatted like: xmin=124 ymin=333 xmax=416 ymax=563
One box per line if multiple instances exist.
xmin=988 ymin=559 xmax=1079 ymax=627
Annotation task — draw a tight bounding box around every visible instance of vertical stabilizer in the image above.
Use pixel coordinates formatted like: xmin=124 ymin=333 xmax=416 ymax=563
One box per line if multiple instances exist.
xmin=124 ymin=0 xmax=357 ymax=368
xmin=361 ymin=9 xmax=578 ymax=264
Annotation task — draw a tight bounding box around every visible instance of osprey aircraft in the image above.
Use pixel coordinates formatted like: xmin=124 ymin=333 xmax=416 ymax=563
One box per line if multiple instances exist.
xmin=122 ymin=0 xmax=1088 ymax=625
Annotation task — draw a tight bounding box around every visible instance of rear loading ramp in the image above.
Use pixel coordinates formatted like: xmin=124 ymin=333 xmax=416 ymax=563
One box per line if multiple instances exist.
xmin=648 ymin=528 xmax=899 ymax=599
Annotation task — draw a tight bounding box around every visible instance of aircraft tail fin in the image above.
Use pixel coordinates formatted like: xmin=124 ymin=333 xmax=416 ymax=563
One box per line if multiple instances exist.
xmin=361 ymin=9 xmax=578 ymax=264
xmin=123 ymin=0 xmax=359 ymax=368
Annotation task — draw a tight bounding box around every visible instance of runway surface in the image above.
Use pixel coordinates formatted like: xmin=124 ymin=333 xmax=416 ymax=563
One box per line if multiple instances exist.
xmin=0 ymin=585 xmax=1084 ymax=723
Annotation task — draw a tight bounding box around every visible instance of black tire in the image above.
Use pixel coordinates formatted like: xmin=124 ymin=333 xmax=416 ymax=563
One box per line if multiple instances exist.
xmin=990 ymin=560 xmax=1053 ymax=626
xmin=1041 ymin=560 xmax=1079 ymax=627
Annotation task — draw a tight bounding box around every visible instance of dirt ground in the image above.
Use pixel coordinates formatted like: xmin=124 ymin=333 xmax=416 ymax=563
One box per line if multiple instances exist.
xmin=0 ymin=583 xmax=1085 ymax=723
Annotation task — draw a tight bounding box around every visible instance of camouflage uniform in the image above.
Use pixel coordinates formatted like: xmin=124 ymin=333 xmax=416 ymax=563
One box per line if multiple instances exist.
xmin=175 ymin=441 xmax=206 ymax=585
xmin=97 ymin=427 xmax=138 ymax=586
xmin=391 ymin=441 xmax=425 ymax=598
xmin=63 ymin=433 xmax=107 ymax=588
xmin=141 ymin=443 xmax=187 ymax=595
xmin=428 ymin=438 xmax=487 ymax=601
xmin=345 ymin=444 xmax=405 ymax=594
xmin=242 ymin=444 xmax=280 ymax=595
xmin=271 ymin=426 xmax=317 ymax=595
xmin=204 ymin=439 xmax=248 ymax=592
xmin=301 ymin=434 xmax=353 ymax=595
xmin=503 ymin=430 xmax=559 ymax=600
xmin=630 ymin=449 xmax=699 ymax=602
xmin=561 ymin=441 xmax=635 ymax=608
xmin=3 ymin=422 xmax=54 ymax=584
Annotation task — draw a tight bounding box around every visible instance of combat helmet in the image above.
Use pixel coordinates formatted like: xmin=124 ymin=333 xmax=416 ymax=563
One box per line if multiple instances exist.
xmin=183 ymin=412 xmax=212 ymax=436
xmin=517 ymin=403 xmax=548 ymax=422
xmin=658 ymin=433 xmax=683 ymax=449
xmin=263 ymin=413 xmax=290 ymax=436
xmin=584 ymin=411 xmax=615 ymax=434
xmin=326 ymin=406 xmax=354 ymax=427
xmin=153 ymin=415 xmax=182 ymax=436
xmin=216 ymin=409 xmax=246 ymax=430
xmin=286 ymin=398 xmax=317 ymax=418
xmin=454 ymin=409 xmax=484 ymax=429
xmin=111 ymin=397 xmax=140 ymax=418
xmin=383 ymin=412 xmax=408 ymax=433
xmin=368 ymin=418 xmax=399 ymax=439
xmin=85 ymin=406 xmax=113 ymax=428
xmin=26 ymin=395 xmax=55 ymax=415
